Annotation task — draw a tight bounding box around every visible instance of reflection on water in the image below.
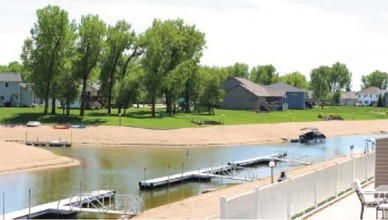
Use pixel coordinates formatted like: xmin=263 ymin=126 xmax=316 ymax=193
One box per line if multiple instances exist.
xmin=0 ymin=133 xmax=386 ymax=214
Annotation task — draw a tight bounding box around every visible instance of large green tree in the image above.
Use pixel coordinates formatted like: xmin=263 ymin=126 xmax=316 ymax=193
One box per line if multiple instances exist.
xmin=100 ymin=20 xmax=135 ymax=114
xmin=225 ymin=62 xmax=249 ymax=79
xmin=361 ymin=70 xmax=388 ymax=89
xmin=75 ymin=14 xmax=106 ymax=116
xmin=21 ymin=5 xmax=76 ymax=115
xmin=198 ymin=66 xmax=227 ymax=112
xmin=310 ymin=66 xmax=330 ymax=108
xmin=250 ymin=64 xmax=278 ymax=85
xmin=278 ymin=71 xmax=309 ymax=90
xmin=329 ymin=62 xmax=352 ymax=92
xmin=141 ymin=19 xmax=205 ymax=117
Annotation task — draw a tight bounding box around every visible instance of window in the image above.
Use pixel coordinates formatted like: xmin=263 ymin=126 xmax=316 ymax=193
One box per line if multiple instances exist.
xmin=5 ymin=83 xmax=8 ymax=87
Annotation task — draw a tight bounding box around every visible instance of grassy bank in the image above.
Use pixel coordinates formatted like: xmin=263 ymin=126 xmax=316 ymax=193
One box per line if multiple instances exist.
xmin=0 ymin=106 xmax=387 ymax=129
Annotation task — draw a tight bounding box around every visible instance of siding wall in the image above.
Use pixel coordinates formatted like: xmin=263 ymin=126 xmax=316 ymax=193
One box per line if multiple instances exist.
xmin=20 ymin=86 xmax=33 ymax=107
xmin=376 ymin=138 xmax=388 ymax=187
xmin=287 ymin=92 xmax=305 ymax=109
xmin=0 ymin=82 xmax=20 ymax=106
xmin=221 ymin=86 xmax=257 ymax=110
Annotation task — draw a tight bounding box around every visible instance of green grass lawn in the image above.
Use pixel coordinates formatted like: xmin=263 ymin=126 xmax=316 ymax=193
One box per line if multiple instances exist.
xmin=0 ymin=105 xmax=387 ymax=129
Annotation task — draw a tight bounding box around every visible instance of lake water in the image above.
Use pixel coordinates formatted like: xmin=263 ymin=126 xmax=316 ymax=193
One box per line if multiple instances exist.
xmin=0 ymin=133 xmax=386 ymax=215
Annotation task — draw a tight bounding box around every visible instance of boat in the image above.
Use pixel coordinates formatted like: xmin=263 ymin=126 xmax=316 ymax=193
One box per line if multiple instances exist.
xmin=53 ymin=125 xmax=70 ymax=129
xmin=299 ymin=130 xmax=326 ymax=143
xmin=70 ymin=124 xmax=86 ymax=129
xmin=291 ymin=127 xmax=326 ymax=143
xmin=48 ymin=140 xmax=71 ymax=147
xmin=26 ymin=121 xmax=41 ymax=127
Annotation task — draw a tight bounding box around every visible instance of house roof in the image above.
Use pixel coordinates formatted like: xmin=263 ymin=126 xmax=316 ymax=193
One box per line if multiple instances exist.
xmin=340 ymin=92 xmax=358 ymax=100
xmin=0 ymin=73 xmax=22 ymax=82
xmin=264 ymin=82 xmax=305 ymax=93
xmin=359 ymin=87 xmax=382 ymax=95
xmin=230 ymin=77 xmax=305 ymax=98
xmin=233 ymin=77 xmax=272 ymax=97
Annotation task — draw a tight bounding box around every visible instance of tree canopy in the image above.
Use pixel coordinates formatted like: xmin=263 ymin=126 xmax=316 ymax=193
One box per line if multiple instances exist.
xmin=250 ymin=64 xmax=278 ymax=85
xmin=141 ymin=18 xmax=205 ymax=117
xmin=361 ymin=70 xmax=388 ymax=89
xmin=21 ymin=5 xmax=76 ymax=115
xmin=310 ymin=66 xmax=330 ymax=108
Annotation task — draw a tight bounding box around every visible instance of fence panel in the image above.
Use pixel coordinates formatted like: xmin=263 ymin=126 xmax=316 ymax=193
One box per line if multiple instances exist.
xmin=355 ymin=155 xmax=368 ymax=181
xmin=337 ymin=159 xmax=353 ymax=193
xmin=367 ymin=152 xmax=375 ymax=178
xmin=223 ymin=191 xmax=257 ymax=219
xmin=221 ymin=153 xmax=375 ymax=219
xmin=316 ymin=165 xmax=337 ymax=204
xmin=257 ymin=181 xmax=289 ymax=219
xmin=288 ymin=172 xmax=316 ymax=216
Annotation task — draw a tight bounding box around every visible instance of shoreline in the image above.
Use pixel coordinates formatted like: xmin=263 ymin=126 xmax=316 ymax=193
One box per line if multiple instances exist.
xmin=1 ymin=119 xmax=388 ymax=148
xmin=0 ymin=119 xmax=386 ymax=218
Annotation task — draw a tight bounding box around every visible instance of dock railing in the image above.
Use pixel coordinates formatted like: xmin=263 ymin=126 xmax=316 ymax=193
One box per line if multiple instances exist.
xmin=220 ymin=152 xmax=375 ymax=219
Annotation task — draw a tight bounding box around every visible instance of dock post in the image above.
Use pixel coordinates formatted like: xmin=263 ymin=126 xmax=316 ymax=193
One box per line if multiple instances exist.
xmin=167 ymin=166 xmax=170 ymax=188
xmin=3 ymin=192 xmax=4 ymax=220
xmin=144 ymin=168 xmax=147 ymax=182
xmin=28 ymin=189 xmax=31 ymax=217
xmin=181 ymin=163 xmax=184 ymax=183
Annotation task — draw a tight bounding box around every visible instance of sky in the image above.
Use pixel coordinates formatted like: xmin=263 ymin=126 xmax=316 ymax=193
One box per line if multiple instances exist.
xmin=2 ymin=0 xmax=388 ymax=91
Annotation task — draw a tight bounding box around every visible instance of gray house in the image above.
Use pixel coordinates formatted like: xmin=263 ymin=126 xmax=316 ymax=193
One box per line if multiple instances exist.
xmin=0 ymin=73 xmax=35 ymax=107
xmin=264 ymin=82 xmax=306 ymax=109
xmin=221 ymin=77 xmax=306 ymax=111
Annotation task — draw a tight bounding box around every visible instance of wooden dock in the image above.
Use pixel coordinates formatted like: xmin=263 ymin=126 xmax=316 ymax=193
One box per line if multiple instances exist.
xmin=3 ymin=190 xmax=133 ymax=219
xmin=227 ymin=152 xmax=287 ymax=167
xmin=139 ymin=165 xmax=235 ymax=189
xmin=139 ymin=152 xmax=288 ymax=190
xmin=26 ymin=140 xmax=71 ymax=147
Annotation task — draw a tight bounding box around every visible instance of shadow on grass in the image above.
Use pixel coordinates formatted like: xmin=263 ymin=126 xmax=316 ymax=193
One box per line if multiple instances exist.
xmin=126 ymin=110 xmax=154 ymax=119
xmin=1 ymin=112 xmax=107 ymax=125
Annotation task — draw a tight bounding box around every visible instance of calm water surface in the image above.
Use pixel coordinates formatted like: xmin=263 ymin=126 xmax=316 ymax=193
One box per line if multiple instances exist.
xmin=0 ymin=133 xmax=386 ymax=214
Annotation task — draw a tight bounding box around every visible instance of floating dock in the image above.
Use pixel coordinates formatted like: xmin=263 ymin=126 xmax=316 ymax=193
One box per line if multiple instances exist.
xmin=139 ymin=152 xmax=288 ymax=190
xmin=227 ymin=152 xmax=287 ymax=167
xmin=3 ymin=190 xmax=133 ymax=219
xmin=26 ymin=140 xmax=71 ymax=147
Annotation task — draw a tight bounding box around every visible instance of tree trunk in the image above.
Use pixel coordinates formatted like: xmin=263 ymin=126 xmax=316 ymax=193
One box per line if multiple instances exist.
xmin=80 ymin=76 xmax=87 ymax=116
xmin=184 ymin=92 xmax=190 ymax=113
xmin=51 ymin=97 xmax=56 ymax=114
xmin=66 ymin=102 xmax=71 ymax=115
xmin=151 ymin=95 xmax=156 ymax=118
xmin=165 ymin=92 xmax=172 ymax=117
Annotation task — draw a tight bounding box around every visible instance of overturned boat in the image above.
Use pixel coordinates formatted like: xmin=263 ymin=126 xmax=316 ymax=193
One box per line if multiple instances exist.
xmin=291 ymin=127 xmax=326 ymax=143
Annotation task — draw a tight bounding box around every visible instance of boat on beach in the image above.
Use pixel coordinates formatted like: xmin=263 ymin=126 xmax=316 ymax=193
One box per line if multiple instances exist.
xmin=26 ymin=121 xmax=41 ymax=127
xmin=53 ymin=125 xmax=70 ymax=129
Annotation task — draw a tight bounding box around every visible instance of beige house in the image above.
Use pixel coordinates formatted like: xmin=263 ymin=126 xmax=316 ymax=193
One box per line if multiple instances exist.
xmin=339 ymin=92 xmax=358 ymax=106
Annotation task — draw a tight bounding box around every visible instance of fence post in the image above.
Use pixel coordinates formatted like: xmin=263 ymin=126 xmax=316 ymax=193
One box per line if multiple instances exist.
xmin=314 ymin=169 xmax=318 ymax=208
xmin=220 ymin=197 xmax=227 ymax=220
xmin=254 ymin=186 xmax=260 ymax=219
xmin=365 ymin=154 xmax=369 ymax=181
xmin=287 ymin=178 xmax=292 ymax=220
xmin=335 ymin=162 xmax=339 ymax=197
xmin=352 ymin=156 xmax=356 ymax=182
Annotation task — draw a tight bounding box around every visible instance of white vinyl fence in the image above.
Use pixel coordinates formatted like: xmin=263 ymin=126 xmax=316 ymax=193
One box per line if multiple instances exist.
xmin=220 ymin=152 xmax=375 ymax=219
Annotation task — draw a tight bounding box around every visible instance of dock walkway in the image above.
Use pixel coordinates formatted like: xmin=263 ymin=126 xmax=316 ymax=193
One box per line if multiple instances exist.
xmin=139 ymin=152 xmax=289 ymax=190
xmin=4 ymin=190 xmax=133 ymax=219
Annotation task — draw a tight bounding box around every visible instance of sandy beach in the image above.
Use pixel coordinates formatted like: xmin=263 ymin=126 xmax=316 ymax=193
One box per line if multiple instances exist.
xmin=0 ymin=119 xmax=387 ymax=218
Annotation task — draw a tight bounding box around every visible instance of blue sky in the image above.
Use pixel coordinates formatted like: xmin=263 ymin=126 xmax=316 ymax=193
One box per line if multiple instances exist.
xmin=2 ymin=0 xmax=388 ymax=90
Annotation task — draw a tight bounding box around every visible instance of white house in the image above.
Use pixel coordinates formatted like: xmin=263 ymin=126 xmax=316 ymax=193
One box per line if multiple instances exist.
xmin=0 ymin=73 xmax=36 ymax=107
xmin=71 ymin=83 xmax=103 ymax=109
xmin=357 ymin=87 xmax=385 ymax=106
